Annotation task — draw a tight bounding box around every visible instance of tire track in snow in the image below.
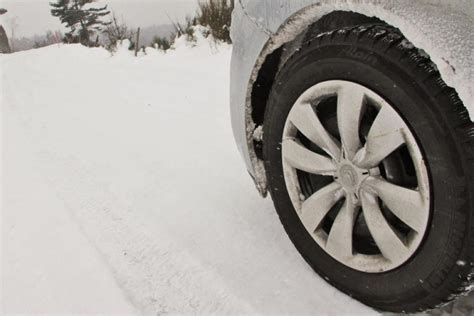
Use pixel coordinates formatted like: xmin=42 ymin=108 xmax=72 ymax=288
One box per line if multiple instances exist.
xmin=1 ymin=48 xmax=256 ymax=315
xmin=1 ymin=43 xmax=376 ymax=315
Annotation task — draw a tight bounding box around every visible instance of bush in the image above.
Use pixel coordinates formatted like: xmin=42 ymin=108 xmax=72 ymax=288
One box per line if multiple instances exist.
xmin=196 ymin=0 xmax=234 ymax=43
xmin=151 ymin=36 xmax=171 ymax=51
xmin=103 ymin=12 xmax=135 ymax=51
xmin=171 ymin=16 xmax=197 ymax=42
xmin=104 ymin=0 xmax=234 ymax=55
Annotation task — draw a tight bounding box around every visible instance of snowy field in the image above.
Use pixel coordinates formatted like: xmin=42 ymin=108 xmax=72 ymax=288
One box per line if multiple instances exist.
xmin=1 ymin=36 xmax=471 ymax=314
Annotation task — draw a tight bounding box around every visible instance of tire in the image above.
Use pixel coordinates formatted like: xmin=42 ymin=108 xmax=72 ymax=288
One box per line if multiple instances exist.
xmin=263 ymin=24 xmax=474 ymax=313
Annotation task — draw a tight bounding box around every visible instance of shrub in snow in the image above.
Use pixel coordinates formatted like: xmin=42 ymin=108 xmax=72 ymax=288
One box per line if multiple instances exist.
xmin=108 ymin=39 xmax=133 ymax=56
xmin=170 ymin=16 xmax=198 ymax=43
xmin=151 ymin=36 xmax=172 ymax=52
xmin=171 ymin=25 xmax=213 ymax=50
xmin=197 ymin=0 xmax=234 ymax=44
xmin=103 ymin=12 xmax=135 ymax=52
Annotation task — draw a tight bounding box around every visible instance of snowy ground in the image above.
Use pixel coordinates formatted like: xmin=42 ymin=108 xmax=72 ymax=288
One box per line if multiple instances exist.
xmin=1 ymin=36 xmax=470 ymax=315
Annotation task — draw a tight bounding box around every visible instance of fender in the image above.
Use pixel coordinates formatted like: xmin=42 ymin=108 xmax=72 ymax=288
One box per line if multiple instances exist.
xmin=231 ymin=0 xmax=474 ymax=196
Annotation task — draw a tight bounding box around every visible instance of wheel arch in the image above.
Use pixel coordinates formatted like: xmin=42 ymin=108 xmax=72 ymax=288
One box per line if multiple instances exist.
xmin=245 ymin=4 xmax=472 ymax=196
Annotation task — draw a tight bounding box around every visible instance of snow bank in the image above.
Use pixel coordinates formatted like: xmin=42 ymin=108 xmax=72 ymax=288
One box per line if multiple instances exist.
xmin=1 ymin=39 xmax=375 ymax=314
xmin=111 ymin=26 xmax=223 ymax=59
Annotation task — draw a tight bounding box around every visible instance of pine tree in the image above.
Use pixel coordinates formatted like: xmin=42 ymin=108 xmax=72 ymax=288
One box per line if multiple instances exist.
xmin=50 ymin=0 xmax=110 ymax=46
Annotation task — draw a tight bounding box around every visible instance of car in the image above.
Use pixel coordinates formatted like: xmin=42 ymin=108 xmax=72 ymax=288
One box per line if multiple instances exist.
xmin=229 ymin=0 xmax=473 ymax=313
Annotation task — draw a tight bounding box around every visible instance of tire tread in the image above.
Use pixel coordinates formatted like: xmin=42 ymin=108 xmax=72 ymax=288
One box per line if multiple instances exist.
xmin=265 ymin=24 xmax=474 ymax=313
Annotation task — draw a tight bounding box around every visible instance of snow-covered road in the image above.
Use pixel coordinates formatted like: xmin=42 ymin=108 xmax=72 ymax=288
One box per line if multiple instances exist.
xmin=1 ymin=39 xmax=379 ymax=314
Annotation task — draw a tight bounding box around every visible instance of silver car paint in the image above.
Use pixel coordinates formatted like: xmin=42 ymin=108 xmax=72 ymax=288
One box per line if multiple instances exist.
xmin=230 ymin=0 xmax=474 ymax=195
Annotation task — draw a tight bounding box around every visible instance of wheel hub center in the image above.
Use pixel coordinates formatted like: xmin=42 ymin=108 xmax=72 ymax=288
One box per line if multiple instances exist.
xmin=339 ymin=165 xmax=357 ymax=188
xmin=335 ymin=161 xmax=369 ymax=201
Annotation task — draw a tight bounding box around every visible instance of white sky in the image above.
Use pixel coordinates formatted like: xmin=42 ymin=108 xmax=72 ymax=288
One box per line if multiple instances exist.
xmin=0 ymin=0 xmax=199 ymax=38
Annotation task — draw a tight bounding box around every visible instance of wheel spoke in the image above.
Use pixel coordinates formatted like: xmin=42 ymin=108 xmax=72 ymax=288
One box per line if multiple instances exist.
xmin=362 ymin=177 xmax=427 ymax=233
xmin=353 ymin=105 xmax=406 ymax=169
xmin=337 ymin=85 xmax=366 ymax=160
xmin=360 ymin=191 xmax=410 ymax=262
xmin=282 ymin=138 xmax=337 ymax=175
xmin=300 ymin=182 xmax=343 ymax=233
xmin=326 ymin=199 xmax=358 ymax=260
xmin=289 ymin=102 xmax=341 ymax=160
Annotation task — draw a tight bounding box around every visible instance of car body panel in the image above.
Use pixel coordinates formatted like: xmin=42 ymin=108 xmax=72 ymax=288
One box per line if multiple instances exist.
xmin=230 ymin=0 xmax=474 ymax=194
xmin=230 ymin=5 xmax=270 ymax=192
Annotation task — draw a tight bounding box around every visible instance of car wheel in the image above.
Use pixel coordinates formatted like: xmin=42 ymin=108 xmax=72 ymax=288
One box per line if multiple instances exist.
xmin=263 ymin=24 xmax=473 ymax=313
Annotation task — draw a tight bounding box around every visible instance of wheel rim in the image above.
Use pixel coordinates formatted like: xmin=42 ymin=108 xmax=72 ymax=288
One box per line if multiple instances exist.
xmin=282 ymin=80 xmax=431 ymax=273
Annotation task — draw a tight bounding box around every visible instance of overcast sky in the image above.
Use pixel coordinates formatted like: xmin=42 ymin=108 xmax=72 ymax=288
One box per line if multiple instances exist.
xmin=0 ymin=0 xmax=199 ymax=38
